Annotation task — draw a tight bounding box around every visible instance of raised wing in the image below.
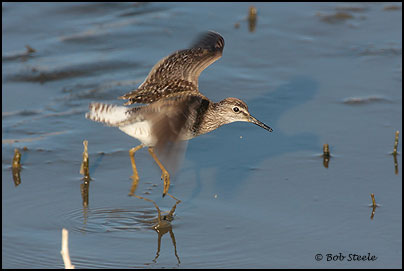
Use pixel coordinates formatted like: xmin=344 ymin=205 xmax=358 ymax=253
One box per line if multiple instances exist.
xmin=119 ymin=31 xmax=224 ymax=105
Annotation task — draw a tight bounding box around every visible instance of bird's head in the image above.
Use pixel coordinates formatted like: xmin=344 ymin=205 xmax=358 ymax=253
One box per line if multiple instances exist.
xmin=217 ymin=97 xmax=273 ymax=132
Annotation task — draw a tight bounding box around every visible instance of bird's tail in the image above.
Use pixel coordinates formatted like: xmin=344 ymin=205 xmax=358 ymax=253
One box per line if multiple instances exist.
xmin=85 ymin=103 xmax=130 ymax=127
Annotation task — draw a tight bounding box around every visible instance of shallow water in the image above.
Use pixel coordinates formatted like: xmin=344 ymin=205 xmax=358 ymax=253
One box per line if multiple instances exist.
xmin=2 ymin=2 xmax=402 ymax=268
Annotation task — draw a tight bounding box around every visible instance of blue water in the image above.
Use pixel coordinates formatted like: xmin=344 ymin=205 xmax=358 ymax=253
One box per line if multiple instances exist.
xmin=2 ymin=2 xmax=402 ymax=268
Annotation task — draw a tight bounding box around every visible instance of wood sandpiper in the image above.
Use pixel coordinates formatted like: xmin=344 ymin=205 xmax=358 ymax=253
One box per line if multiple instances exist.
xmin=86 ymin=31 xmax=273 ymax=197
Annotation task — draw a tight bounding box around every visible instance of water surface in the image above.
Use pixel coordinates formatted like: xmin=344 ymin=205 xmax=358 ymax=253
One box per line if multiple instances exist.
xmin=2 ymin=2 xmax=402 ymax=268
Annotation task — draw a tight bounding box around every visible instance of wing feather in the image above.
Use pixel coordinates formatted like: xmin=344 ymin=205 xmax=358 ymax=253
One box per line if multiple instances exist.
xmin=119 ymin=31 xmax=224 ymax=105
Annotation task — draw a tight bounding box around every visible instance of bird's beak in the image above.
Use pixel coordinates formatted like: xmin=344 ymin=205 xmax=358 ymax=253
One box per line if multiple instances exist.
xmin=248 ymin=115 xmax=273 ymax=132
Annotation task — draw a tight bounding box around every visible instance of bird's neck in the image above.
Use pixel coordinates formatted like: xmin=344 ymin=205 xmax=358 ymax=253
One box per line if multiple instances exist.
xmin=192 ymin=101 xmax=227 ymax=136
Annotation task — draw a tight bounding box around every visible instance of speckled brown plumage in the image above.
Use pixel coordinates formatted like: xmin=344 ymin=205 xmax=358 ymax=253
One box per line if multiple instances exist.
xmin=119 ymin=31 xmax=224 ymax=105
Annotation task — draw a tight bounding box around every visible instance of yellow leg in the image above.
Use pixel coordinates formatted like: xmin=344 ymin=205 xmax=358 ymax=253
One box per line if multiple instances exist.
xmin=148 ymin=147 xmax=170 ymax=197
xmin=165 ymin=193 xmax=181 ymax=219
xmin=129 ymin=145 xmax=144 ymax=196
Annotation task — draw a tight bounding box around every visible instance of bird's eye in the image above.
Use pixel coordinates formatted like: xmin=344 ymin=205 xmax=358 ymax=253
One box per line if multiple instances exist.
xmin=233 ymin=107 xmax=240 ymax=113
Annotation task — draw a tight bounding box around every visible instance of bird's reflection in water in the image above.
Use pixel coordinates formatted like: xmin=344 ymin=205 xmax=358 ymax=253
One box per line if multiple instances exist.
xmin=130 ymin=181 xmax=181 ymax=265
xmin=78 ymin=173 xmax=181 ymax=264
xmin=151 ymin=193 xmax=181 ymax=265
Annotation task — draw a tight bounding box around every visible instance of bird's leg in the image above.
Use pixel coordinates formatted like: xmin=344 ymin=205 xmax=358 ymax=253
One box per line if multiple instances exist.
xmin=148 ymin=147 xmax=170 ymax=197
xmin=169 ymin=228 xmax=180 ymax=265
xmin=165 ymin=193 xmax=181 ymax=219
xmin=128 ymin=144 xmax=144 ymax=196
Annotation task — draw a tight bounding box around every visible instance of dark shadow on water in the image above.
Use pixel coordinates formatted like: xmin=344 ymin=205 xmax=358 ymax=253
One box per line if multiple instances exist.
xmin=89 ymin=152 xmax=105 ymax=177
xmin=185 ymin=76 xmax=319 ymax=200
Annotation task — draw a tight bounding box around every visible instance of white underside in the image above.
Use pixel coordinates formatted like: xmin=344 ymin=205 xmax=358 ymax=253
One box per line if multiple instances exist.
xmin=119 ymin=121 xmax=156 ymax=146
xmin=87 ymin=102 xmax=193 ymax=146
